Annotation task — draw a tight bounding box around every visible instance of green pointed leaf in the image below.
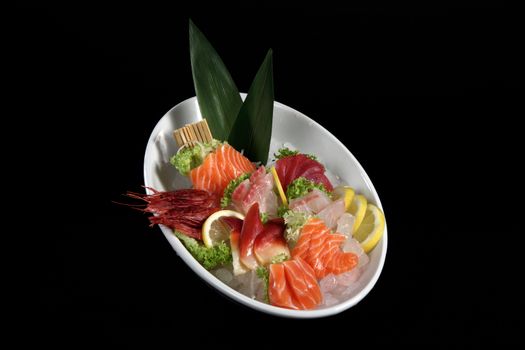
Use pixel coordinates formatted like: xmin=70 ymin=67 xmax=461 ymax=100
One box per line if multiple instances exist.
xmin=189 ymin=20 xmax=242 ymax=140
xmin=228 ymin=49 xmax=274 ymax=165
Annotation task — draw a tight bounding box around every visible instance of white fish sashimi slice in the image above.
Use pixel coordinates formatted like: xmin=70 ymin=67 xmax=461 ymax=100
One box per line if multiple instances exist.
xmin=336 ymin=213 xmax=355 ymax=237
xmin=289 ymin=188 xmax=332 ymax=214
xmin=232 ymin=166 xmax=278 ymax=216
xmin=316 ymin=199 xmax=345 ymax=229
xmin=342 ymin=237 xmax=370 ymax=269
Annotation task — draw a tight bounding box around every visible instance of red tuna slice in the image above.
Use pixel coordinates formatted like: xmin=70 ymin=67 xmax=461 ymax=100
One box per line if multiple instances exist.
xmin=239 ymin=203 xmax=265 ymax=270
xmin=231 ymin=166 xmax=278 ymax=216
xmin=275 ymin=154 xmax=333 ymax=192
xmin=254 ymin=219 xmax=290 ymax=266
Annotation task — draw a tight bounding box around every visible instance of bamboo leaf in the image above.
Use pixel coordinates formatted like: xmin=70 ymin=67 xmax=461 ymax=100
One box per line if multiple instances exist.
xmin=228 ymin=49 xmax=274 ymax=165
xmin=189 ymin=19 xmax=242 ymax=140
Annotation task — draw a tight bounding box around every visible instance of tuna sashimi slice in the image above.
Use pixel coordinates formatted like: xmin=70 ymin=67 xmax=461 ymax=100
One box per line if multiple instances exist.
xmin=275 ymin=154 xmax=333 ymax=192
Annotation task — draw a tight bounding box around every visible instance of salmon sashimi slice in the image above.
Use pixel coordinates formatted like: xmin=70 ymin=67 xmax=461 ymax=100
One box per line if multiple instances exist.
xmin=268 ymin=257 xmax=322 ymax=310
xmin=283 ymin=258 xmax=323 ymax=309
xmin=292 ymin=218 xmax=358 ymax=279
xmin=189 ymin=143 xmax=256 ymax=197
xmin=269 ymin=264 xmax=300 ymax=310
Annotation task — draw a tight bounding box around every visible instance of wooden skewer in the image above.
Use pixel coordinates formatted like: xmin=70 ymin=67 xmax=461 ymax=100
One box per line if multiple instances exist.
xmin=173 ymin=119 xmax=213 ymax=148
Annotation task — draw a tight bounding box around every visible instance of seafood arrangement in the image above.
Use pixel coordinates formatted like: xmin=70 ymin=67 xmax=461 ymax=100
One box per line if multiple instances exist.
xmin=131 ymin=119 xmax=385 ymax=310
xmin=128 ymin=21 xmax=385 ymax=311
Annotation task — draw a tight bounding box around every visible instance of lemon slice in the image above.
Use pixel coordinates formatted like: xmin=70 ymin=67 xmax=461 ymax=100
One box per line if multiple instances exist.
xmin=348 ymin=194 xmax=367 ymax=233
xmin=202 ymin=210 xmax=245 ymax=248
xmin=332 ymin=186 xmax=355 ymax=211
xmin=270 ymin=166 xmax=287 ymax=206
xmin=353 ymin=204 xmax=385 ymax=253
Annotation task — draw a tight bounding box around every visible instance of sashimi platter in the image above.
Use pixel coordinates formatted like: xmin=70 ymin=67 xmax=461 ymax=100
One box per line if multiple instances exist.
xmin=134 ymin=21 xmax=387 ymax=318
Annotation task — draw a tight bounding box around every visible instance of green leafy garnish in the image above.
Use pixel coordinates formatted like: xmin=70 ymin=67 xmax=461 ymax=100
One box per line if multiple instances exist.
xmin=273 ymin=147 xmax=318 ymax=161
xmin=189 ymin=21 xmax=274 ymax=165
xmin=256 ymin=266 xmax=270 ymax=303
xmin=174 ymin=231 xmax=232 ymax=270
xmin=283 ymin=210 xmax=310 ymax=248
xmin=170 ymin=140 xmax=221 ymax=176
xmin=271 ymin=253 xmax=289 ymax=264
xmin=227 ymin=50 xmax=274 ymax=165
xmin=277 ymin=204 xmax=289 ymax=217
xmin=286 ymin=177 xmax=330 ymax=201
xmin=221 ymin=173 xmax=250 ymax=208
xmin=274 ymin=147 xmax=299 ymax=159
xmin=260 ymin=212 xmax=269 ymax=224
xmin=189 ymin=20 xmax=242 ymax=140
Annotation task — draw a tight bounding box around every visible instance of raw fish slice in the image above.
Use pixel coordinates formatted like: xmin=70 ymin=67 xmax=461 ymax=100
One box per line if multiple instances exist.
xmin=239 ymin=203 xmax=264 ymax=270
xmin=190 ymin=144 xmax=255 ymax=197
xmin=222 ymin=217 xmax=248 ymax=275
xmin=285 ymin=258 xmax=323 ymax=309
xmin=336 ymin=213 xmax=355 ymax=237
xmin=268 ymin=264 xmax=300 ymax=310
xmin=230 ymin=230 xmax=250 ymax=275
xmin=288 ymin=188 xmax=332 ymax=214
xmin=268 ymin=258 xmax=322 ymax=310
xmin=342 ymin=237 xmax=370 ymax=268
xmin=292 ymin=218 xmax=358 ymax=279
xmin=275 ymin=154 xmax=334 ymax=192
xmin=231 ymin=179 xmax=250 ymax=208
xmin=316 ymin=199 xmax=345 ymax=229
xmin=253 ymin=219 xmax=290 ymax=265
xmin=231 ymin=166 xmax=278 ymax=216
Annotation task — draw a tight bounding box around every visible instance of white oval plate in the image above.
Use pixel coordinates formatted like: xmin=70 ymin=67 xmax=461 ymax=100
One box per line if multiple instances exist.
xmin=144 ymin=95 xmax=387 ymax=318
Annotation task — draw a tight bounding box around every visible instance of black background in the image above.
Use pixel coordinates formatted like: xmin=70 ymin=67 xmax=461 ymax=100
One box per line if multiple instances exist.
xmin=12 ymin=2 xmax=522 ymax=346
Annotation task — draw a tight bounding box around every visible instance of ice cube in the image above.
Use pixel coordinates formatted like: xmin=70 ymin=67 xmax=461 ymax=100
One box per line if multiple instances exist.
xmin=213 ymin=268 xmax=233 ymax=285
xmin=319 ymin=273 xmax=338 ymax=293
xmin=322 ymin=292 xmax=339 ymax=307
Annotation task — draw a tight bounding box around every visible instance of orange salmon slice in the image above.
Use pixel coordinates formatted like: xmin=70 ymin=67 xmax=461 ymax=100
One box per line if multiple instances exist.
xmin=292 ymin=218 xmax=358 ymax=279
xmin=189 ymin=144 xmax=255 ymax=197
xmin=268 ymin=258 xmax=322 ymax=310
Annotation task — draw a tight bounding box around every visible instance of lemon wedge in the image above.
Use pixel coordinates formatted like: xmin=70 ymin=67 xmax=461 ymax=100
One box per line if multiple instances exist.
xmin=332 ymin=186 xmax=355 ymax=211
xmin=202 ymin=210 xmax=245 ymax=248
xmin=348 ymin=194 xmax=367 ymax=233
xmin=353 ymin=204 xmax=385 ymax=253
xmin=270 ymin=166 xmax=287 ymax=206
